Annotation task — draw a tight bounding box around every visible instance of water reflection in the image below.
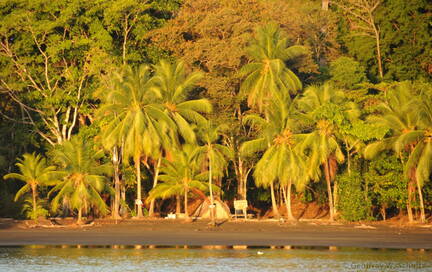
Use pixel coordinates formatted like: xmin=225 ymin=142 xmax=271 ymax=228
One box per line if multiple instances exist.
xmin=0 ymin=245 xmax=430 ymax=272
xmin=2 ymin=244 xmax=431 ymax=251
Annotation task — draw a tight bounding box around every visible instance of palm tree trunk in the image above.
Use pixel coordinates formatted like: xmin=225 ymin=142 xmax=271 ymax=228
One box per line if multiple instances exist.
xmin=31 ymin=184 xmax=37 ymax=221
xmin=381 ymin=206 xmax=386 ymax=221
xmin=236 ymin=158 xmax=244 ymax=199
xmin=324 ymin=160 xmax=335 ymax=221
xmin=135 ymin=154 xmax=143 ymax=218
xmin=149 ymin=157 xmax=162 ymax=217
xmin=333 ymin=179 xmax=339 ymax=218
xmin=242 ymin=168 xmax=251 ymax=201
xmin=77 ymin=208 xmax=82 ymax=225
xmin=208 ymin=155 xmax=216 ymax=226
xmin=347 ymin=146 xmax=351 ymax=176
xmin=112 ymin=147 xmax=121 ymax=219
xmin=121 ymin=182 xmax=126 ymax=216
xmin=120 ymin=141 xmax=126 ymax=217
xmin=243 ymin=172 xmax=248 ymax=200
xmin=184 ymin=187 xmax=189 ymax=218
xmin=236 ymin=159 xmax=251 ymax=200
xmin=282 ymin=181 xmax=295 ymax=221
xmin=407 ymin=180 xmax=414 ymax=223
xmin=414 ymin=176 xmax=426 ymax=223
xmin=176 ymin=194 xmax=181 ymax=214
xmin=270 ymin=181 xmax=280 ymax=219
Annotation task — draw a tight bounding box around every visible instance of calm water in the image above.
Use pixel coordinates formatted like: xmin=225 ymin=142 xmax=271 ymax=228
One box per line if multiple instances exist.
xmin=0 ymin=246 xmax=430 ymax=272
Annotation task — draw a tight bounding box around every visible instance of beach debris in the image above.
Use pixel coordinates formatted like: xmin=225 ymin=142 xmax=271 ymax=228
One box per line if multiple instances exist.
xmin=165 ymin=213 xmax=177 ymax=219
xmin=354 ymin=224 xmax=377 ymax=230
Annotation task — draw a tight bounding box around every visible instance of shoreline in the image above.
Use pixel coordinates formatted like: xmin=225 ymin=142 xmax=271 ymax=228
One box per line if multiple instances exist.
xmin=0 ymin=218 xmax=431 ymax=249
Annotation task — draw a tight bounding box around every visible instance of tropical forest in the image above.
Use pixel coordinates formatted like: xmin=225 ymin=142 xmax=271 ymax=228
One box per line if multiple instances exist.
xmin=0 ymin=0 xmax=431 ymax=225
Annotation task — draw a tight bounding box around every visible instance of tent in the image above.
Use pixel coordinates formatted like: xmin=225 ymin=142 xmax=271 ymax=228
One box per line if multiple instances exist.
xmin=192 ymin=198 xmax=231 ymax=220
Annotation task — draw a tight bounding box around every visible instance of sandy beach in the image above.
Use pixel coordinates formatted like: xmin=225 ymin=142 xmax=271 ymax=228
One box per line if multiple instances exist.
xmin=0 ymin=218 xmax=431 ymax=249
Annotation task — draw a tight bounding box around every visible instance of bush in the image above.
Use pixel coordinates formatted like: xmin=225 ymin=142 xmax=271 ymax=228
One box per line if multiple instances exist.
xmin=329 ymin=57 xmax=367 ymax=88
xmin=21 ymin=198 xmax=49 ymax=220
xmin=337 ymin=171 xmax=371 ymax=221
xmin=364 ymin=153 xmax=406 ymax=218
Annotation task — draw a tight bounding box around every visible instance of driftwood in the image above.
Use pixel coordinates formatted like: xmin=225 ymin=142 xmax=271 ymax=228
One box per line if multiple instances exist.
xmin=354 ymin=224 xmax=377 ymax=230
xmin=23 ymin=221 xmax=95 ymax=229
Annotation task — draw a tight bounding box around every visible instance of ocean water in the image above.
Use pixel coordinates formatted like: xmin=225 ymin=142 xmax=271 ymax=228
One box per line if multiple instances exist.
xmin=0 ymin=246 xmax=430 ymax=272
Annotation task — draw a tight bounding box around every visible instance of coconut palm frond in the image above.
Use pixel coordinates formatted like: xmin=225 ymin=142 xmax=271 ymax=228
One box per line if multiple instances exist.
xmin=240 ymin=138 xmax=267 ymax=157
xmin=415 ymin=141 xmax=432 ymax=187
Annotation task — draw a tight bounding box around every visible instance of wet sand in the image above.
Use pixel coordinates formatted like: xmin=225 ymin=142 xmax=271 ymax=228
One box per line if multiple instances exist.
xmin=0 ymin=219 xmax=431 ymax=249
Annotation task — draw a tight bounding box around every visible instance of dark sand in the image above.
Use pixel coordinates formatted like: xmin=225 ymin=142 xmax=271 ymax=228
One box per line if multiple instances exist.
xmin=0 ymin=219 xmax=431 ymax=249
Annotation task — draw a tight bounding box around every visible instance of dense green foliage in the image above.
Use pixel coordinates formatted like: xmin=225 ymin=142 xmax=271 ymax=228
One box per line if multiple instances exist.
xmin=329 ymin=57 xmax=367 ymax=88
xmin=1 ymin=0 xmax=431 ymax=223
xmin=337 ymin=171 xmax=371 ymax=221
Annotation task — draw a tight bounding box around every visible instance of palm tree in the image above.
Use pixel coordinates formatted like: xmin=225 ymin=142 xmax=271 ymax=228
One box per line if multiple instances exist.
xmin=197 ymin=122 xmax=232 ymax=225
xmin=403 ymin=97 xmax=432 ymax=223
xmin=415 ymin=94 xmax=432 ymax=191
xmin=300 ymin=121 xmax=344 ymax=221
xmin=146 ymin=60 xmax=212 ymax=216
xmin=147 ymin=144 xmax=212 ymax=218
xmin=241 ymin=94 xmax=308 ymax=220
xmin=4 ymin=153 xmax=59 ymax=220
xmin=49 ymin=137 xmax=112 ymax=224
xmin=239 ymin=23 xmax=306 ymax=112
xmin=365 ymin=82 xmax=431 ymax=223
xmin=151 ymin=59 xmax=212 ymax=144
xmin=99 ymin=65 xmax=174 ymax=218
xmin=297 ymin=83 xmax=357 ymax=221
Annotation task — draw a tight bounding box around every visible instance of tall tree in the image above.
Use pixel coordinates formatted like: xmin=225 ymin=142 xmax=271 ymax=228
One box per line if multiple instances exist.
xmin=241 ymin=94 xmax=308 ymax=220
xmin=377 ymin=0 xmax=432 ymax=81
xmin=100 ymin=0 xmax=151 ymax=65
xmin=0 ymin=0 xmax=104 ymax=145
xmin=99 ymin=65 xmax=174 ymax=218
xmin=4 ymin=153 xmax=59 ymax=220
xmin=365 ymin=82 xmax=432 ymax=223
xmin=297 ymin=83 xmax=359 ymax=221
xmin=148 ymin=59 xmax=211 ymax=216
xmin=336 ymin=0 xmax=432 ymax=81
xmin=49 ymin=137 xmax=112 ymax=224
xmin=239 ymin=24 xmax=306 ymax=112
xmin=151 ymin=59 xmax=212 ymax=144
xmin=0 ymin=0 xmax=181 ymax=147
xmin=197 ymin=122 xmax=232 ymax=225
xmin=333 ymin=0 xmax=384 ymax=79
